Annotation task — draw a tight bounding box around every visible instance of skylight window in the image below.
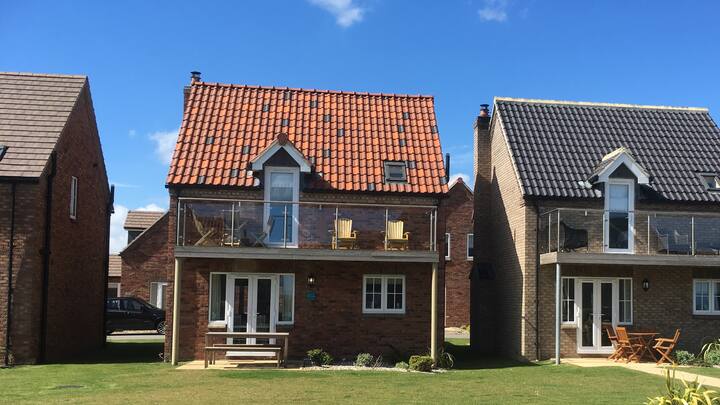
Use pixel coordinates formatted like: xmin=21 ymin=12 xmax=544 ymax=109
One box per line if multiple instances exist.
xmin=0 ymin=145 xmax=7 ymax=161
xmin=384 ymin=161 xmax=407 ymax=183
xmin=701 ymin=173 xmax=720 ymax=191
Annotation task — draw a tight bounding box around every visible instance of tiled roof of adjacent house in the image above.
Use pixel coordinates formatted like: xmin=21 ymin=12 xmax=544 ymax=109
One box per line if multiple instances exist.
xmin=495 ymin=97 xmax=720 ymax=202
xmin=108 ymin=254 xmax=121 ymax=277
xmin=167 ymin=81 xmax=448 ymax=194
xmin=124 ymin=210 xmax=165 ymax=230
xmin=0 ymin=72 xmax=87 ymax=179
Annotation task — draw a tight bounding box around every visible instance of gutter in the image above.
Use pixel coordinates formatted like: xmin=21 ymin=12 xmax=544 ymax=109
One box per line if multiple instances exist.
xmin=2 ymin=182 xmax=17 ymax=367
xmin=38 ymin=152 xmax=56 ymax=363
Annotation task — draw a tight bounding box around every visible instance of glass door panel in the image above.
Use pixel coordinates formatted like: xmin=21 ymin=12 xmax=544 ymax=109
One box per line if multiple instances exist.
xmin=577 ymin=279 xmax=619 ymax=353
xmin=231 ymin=278 xmax=249 ymax=344
xmin=606 ymin=183 xmax=633 ymax=252
xmin=600 ymin=282 xmax=613 ymax=348
xmin=267 ymin=171 xmax=295 ymax=245
xmin=580 ymin=282 xmax=594 ymax=348
xmin=255 ymin=278 xmax=273 ymax=344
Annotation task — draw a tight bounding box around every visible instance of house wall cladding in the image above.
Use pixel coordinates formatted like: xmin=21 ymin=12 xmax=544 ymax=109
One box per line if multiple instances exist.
xmin=440 ymin=182 xmax=473 ymax=327
xmin=120 ymin=214 xmax=170 ymax=303
xmin=537 ymin=263 xmax=720 ymax=359
xmin=165 ymin=257 xmax=436 ymax=361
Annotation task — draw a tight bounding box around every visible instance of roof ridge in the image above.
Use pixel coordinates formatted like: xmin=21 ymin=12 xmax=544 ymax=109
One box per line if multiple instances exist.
xmin=494 ymin=96 xmax=708 ymax=112
xmin=0 ymin=72 xmax=87 ymax=80
xmin=192 ymin=81 xmax=435 ymax=99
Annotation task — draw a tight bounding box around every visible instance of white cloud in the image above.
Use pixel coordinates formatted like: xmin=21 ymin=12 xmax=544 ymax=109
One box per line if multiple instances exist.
xmin=109 ymin=203 xmax=167 ymax=253
xmin=308 ymin=0 xmax=365 ymax=27
xmin=128 ymin=129 xmax=137 ymax=138
xmin=149 ymin=129 xmax=179 ymax=165
xmin=449 ymin=173 xmax=471 ymax=187
xmin=478 ymin=0 xmax=509 ymax=22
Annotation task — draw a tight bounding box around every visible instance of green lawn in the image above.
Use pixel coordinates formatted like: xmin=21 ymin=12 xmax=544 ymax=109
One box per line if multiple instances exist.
xmin=0 ymin=341 xmax=668 ymax=404
xmin=680 ymin=366 xmax=720 ymax=379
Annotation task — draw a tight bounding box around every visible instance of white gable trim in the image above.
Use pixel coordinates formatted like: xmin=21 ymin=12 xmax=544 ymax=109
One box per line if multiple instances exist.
xmin=250 ymin=140 xmax=312 ymax=173
xmin=596 ymin=152 xmax=650 ymax=185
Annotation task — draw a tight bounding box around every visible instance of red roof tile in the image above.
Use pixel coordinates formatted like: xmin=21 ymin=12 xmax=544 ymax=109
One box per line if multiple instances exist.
xmin=167 ymin=82 xmax=448 ymax=194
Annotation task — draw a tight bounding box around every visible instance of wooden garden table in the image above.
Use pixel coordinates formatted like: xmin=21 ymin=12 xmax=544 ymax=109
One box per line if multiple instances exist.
xmin=628 ymin=332 xmax=658 ymax=362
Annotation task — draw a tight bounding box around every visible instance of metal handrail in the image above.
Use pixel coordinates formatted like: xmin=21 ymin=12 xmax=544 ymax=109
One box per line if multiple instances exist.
xmin=177 ymin=196 xmax=438 ymax=209
xmin=542 ymin=207 xmax=720 ymax=218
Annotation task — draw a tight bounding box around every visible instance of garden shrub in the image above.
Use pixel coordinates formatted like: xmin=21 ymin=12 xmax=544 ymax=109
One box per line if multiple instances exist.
xmin=435 ymin=347 xmax=455 ymax=369
xmin=675 ymin=350 xmax=696 ymax=366
xmin=704 ymin=350 xmax=720 ymax=367
xmin=409 ymin=355 xmax=434 ymax=372
xmin=307 ymin=349 xmax=333 ymax=366
xmin=355 ymin=353 xmax=374 ymax=367
xmin=395 ymin=361 xmax=409 ymax=370
xmin=646 ymin=369 xmax=720 ymax=404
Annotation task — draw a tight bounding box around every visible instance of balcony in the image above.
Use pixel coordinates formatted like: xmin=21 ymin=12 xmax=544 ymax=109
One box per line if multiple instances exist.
xmin=539 ymin=208 xmax=720 ymax=267
xmin=175 ymin=198 xmax=439 ymax=263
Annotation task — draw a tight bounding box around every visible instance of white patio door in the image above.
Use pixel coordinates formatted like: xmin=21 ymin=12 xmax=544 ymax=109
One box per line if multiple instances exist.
xmin=226 ymin=275 xmax=277 ymax=347
xmin=577 ymin=279 xmax=616 ymax=354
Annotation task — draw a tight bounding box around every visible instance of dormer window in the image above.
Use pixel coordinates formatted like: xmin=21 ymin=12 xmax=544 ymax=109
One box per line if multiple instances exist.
xmin=700 ymin=174 xmax=720 ymax=191
xmin=384 ymin=161 xmax=407 ymax=183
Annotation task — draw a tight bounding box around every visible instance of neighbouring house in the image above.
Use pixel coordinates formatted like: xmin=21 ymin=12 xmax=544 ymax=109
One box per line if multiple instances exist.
xmin=113 ymin=210 xmax=170 ymax=310
xmin=108 ymin=255 xmax=121 ymax=297
xmin=0 ymin=72 xmax=112 ymax=365
xmin=164 ymin=73 xmax=447 ymax=364
xmin=473 ymin=97 xmax=720 ymax=361
xmin=440 ymin=177 xmax=474 ymax=328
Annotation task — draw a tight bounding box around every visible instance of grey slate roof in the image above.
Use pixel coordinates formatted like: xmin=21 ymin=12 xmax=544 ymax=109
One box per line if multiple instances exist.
xmin=0 ymin=72 xmax=87 ymax=178
xmin=495 ymin=98 xmax=720 ymax=203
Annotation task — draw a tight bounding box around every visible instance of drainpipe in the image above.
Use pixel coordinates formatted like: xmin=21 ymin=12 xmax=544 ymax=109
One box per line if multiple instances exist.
xmin=555 ymin=263 xmax=562 ymax=365
xmin=171 ymin=258 xmax=183 ymax=365
xmin=2 ymin=182 xmax=17 ymax=368
xmin=101 ymin=186 xmax=115 ymax=348
xmin=430 ymin=262 xmax=438 ymax=362
xmin=38 ymin=152 xmax=56 ymax=363
xmin=534 ymin=201 xmax=540 ymax=361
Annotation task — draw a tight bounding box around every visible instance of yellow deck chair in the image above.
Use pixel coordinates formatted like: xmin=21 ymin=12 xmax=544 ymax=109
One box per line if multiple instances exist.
xmin=385 ymin=220 xmax=409 ymax=250
xmin=331 ymin=218 xmax=357 ymax=249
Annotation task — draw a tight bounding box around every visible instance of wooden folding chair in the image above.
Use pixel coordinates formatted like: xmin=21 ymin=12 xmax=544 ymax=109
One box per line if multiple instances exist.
xmin=604 ymin=324 xmax=623 ymax=360
xmin=654 ymin=329 xmax=680 ymax=365
xmin=384 ymin=220 xmax=409 ymax=251
xmin=331 ymin=218 xmax=357 ymax=249
xmin=615 ymin=326 xmax=643 ymax=363
xmin=192 ymin=210 xmax=217 ymax=246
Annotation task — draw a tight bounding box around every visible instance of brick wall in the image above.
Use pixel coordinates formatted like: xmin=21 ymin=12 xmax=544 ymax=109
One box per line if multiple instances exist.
xmin=119 ymin=214 xmax=170 ymax=304
xmin=537 ymin=263 xmax=720 ymax=359
xmin=168 ymin=258 xmax=434 ymax=361
xmin=440 ymin=180 xmax=473 ymax=327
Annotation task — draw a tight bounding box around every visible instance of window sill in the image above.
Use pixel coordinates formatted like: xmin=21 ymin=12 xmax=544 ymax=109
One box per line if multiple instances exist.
xmin=362 ymin=312 xmax=406 ymax=318
xmin=208 ymin=321 xmax=227 ymax=328
xmin=692 ymin=313 xmax=720 ymax=319
xmin=561 ymin=323 xmax=577 ymax=330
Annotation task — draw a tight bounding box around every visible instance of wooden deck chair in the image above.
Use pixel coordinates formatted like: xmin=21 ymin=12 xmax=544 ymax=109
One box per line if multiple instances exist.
xmin=384 ymin=220 xmax=409 ymax=251
xmin=250 ymin=217 xmax=275 ymax=247
xmin=615 ymin=327 xmax=643 ymax=363
xmin=604 ymin=324 xmax=623 ymax=361
xmin=331 ymin=218 xmax=357 ymax=249
xmin=191 ymin=210 xmax=217 ymax=246
xmin=653 ymin=329 xmax=680 ymax=365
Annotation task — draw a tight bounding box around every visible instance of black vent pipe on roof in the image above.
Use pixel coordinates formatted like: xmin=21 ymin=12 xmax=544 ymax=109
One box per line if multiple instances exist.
xmin=445 ymin=153 xmax=450 ymax=183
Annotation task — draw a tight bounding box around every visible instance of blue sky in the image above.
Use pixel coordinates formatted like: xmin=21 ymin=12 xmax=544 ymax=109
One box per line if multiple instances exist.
xmin=2 ymin=0 xmax=719 ymax=251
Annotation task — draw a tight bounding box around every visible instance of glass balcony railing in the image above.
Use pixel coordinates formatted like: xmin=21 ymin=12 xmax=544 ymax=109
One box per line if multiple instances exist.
xmin=176 ymin=199 xmax=438 ymax=252
xmin=539 ymin=208 xmax=720 ymax=256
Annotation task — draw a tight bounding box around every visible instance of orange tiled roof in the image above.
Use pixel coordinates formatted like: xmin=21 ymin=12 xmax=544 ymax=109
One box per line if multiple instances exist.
xmin=167 ymin=82 xmax=448 ymax=194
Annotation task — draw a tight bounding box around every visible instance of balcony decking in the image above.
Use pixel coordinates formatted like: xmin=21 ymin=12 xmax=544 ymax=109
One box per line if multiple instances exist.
xmin=540 ymin=251 xmax=720 ymax=267
xmin=175 ymin=245 xmax=439 ymax=262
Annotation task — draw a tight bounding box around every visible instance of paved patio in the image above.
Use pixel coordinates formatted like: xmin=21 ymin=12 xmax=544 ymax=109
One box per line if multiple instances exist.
xmin=563 ymin=358 xmax=720 ymax=388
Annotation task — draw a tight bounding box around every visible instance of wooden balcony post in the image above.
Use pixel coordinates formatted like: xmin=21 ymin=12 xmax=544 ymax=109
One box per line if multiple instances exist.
xmin=171 ymin=258 xmax=183 ymax=365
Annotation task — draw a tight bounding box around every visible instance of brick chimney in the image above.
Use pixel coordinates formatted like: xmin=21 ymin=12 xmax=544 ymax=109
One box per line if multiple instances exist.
xmin=473 ymin=104 xmax=491 ymax=185
xmin=183 ymin=71 xmax=202 ymax=111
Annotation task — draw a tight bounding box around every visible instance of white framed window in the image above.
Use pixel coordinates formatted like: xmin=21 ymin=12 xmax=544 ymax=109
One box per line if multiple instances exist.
xmin=561 ymin=277 xmax=575 ymax=324
xmin=70 ymin=176 xmax=78 ymax=219
xmin=107 ymin=282 xmax=121 ymax=298
xmin=604 ymin=179 xmax=635 ymax=253
xmin=150 ymin=282 xmax=169 ymax=310
xmin=209 ymin=273 xmax=227 ymax=322
xmin=444 ymin=233 xmax=451 ymax=260
xmin=363 ymin=275 xmax=405 ymax=314
xmin=383 ymin=161 xmax=407 ymax=182
xmin=694 ymin=279 xmax=720 ymax=315
xmin=277 ymin=274 xmax=295 ymax=324
xmin=264 ymin=167 xmax=299 ymax=246
xmin=618 ymin=278 xmax=633 ymax=325
xmin=466 ymin=233 xmax=474 ymax=260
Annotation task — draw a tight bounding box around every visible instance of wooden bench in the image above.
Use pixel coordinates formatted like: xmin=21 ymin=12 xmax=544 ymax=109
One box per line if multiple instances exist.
xmin=204 ymin=332 xmax=290 ymax=369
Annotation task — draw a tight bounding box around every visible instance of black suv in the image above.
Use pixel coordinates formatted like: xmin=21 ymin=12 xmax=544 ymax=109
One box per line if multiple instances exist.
xmin=106 ymin=297 xmax=166 ymax=335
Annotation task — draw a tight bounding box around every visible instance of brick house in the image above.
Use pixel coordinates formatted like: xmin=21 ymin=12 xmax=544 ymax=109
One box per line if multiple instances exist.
xmin=440 ymin=177 xmax=473 ymax=327
xmin=113 ymin=210 xmax=170 ymax=310
xmin=0 ymin=72 xmax=111 ymax=365
xmin=473 ymin=98 xmax=720 ymax=361
xmin=164 ymin=73 xmax=448 ymax=364
xmin=108 ymin=255 xmax=121 ymax=297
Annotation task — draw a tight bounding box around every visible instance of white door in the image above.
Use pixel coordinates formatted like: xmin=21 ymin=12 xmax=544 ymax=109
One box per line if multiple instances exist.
xmin=577 ymin=279 xmax=616 ymax=354
xmin=226 ymin=275 xmax=277 ymax=347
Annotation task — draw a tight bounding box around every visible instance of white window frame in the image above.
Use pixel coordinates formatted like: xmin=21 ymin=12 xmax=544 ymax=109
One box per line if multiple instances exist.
xmin=208 ymin=273 xmax=228 ymax=326
xmin=362 ymin=275 xmax=406 ymax=314
xmin=107 ymin=282 xmax=121 ymax=298
xmin=263 ymin=166 xmax=300 ymax=247
xmin=603 ymin=179 xmax=635 ymax=254
xmin=466 ymin=233 xmax=474 ymax=260
xmin=561 ymin=277 xmax=576 ymax=325
xmin=150 ymin=281 xmax=169 ymax=309
xmin=618 ymin=278 xmax=633 ymax=325
xmin=70 ymin=176 xmax=78 ymax=220
xmin=276 ymin=273 xmax=295 ymax=325
xmin=693 ymin=279 xmax=720 ymax=315
xmin=444 ymin=233 xmax=451 ymax=260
